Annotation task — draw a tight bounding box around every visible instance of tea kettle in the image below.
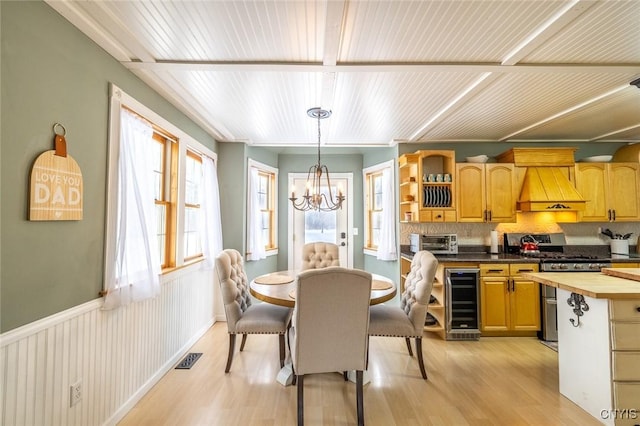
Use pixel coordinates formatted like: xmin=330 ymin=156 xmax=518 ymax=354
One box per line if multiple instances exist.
xmin=520 ymin=235 xmax=540 ymax=254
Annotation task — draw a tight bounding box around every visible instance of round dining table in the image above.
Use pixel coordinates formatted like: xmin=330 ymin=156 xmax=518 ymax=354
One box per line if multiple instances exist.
xmin=249 ymin=269 xmax=397 ymax=308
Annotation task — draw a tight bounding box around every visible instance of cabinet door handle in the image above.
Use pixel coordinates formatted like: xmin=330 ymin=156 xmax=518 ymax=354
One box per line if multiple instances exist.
xmin=487 ymin=269 xmax=505 ymax=273
xmin=636 ymin=306 xmax=640 ymax=313
xmin=483 ymin=210 xmax=488 ymax=222
xmin=488 ymin=210 xmax=492 ymax=221
xmin=612 ymin=210 xmax=616 ymax=221
xmin=608 ymin=209 xmax=612 ymax=221
xmin=517 ymin=269 xmax=534 ymax=273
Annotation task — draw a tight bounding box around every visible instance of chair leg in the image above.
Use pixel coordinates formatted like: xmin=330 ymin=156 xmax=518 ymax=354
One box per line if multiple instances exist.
xmin=366 ymin=336 xmax=370 ymax=369
xmin=415 ymin=337 xmax=427 ymax=380
xmin=356 ymin=370 xmax=364 ymax=426
xmin=240 ymin=333 xmax=248 ymax=351
xmin=405 ymin=337 xmax=414 ymax=357
xmin=297 ymin=375 xmax=304 ymax=426
xmin=224 ymin=334 xmax=236 ymax=373
xmin=279 ymin=334 xmax=286 ymax=368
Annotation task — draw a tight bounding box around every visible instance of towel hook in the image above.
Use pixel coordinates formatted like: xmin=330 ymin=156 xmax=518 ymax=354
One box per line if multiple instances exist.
xmin=567 ymin=293 xmax=589 ymax=327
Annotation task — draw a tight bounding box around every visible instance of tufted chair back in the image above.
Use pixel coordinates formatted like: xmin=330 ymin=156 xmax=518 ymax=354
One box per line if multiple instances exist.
xmin=400 ymin=250 xmax=439 ymax=334
xmin=301 ymin=242 xmax=340 ymax=270
xmin=215 ymin=248 xmax=252 ymax=333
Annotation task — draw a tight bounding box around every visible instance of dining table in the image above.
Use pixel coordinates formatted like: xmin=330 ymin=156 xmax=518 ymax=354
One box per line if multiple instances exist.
xmin=249 ymin=269 xmax=397 ymax=386
xmin=249 ymin=269 xmax=397 ymax=308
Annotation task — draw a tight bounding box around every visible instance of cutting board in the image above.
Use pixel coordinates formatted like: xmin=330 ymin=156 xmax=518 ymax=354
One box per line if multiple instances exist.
xmin=601 ymin=268 xmax=640 ymax=283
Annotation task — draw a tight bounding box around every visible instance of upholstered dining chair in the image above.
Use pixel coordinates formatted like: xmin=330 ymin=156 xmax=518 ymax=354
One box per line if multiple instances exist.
xmin=289 ymin=267 xmax=372 ymax=426
xmin=215 ymin=249 xmax=293 ymax=373
xmin=300 ymin=242 xmax=340 ymax=270
xmin=368 ymin=250 xmax=438 ymax=380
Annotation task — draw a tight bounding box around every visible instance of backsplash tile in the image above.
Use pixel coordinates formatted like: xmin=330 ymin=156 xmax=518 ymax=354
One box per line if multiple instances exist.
xmin=401 ymin=215 xmax=638 ymax=250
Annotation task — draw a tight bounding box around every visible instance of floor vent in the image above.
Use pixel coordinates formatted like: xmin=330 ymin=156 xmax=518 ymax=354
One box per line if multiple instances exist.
xmin=175 ymin=352 xmax=202 ymax=369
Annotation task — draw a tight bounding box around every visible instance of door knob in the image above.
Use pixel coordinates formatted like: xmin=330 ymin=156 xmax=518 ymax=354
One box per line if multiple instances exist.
xmin=341 ymin=242 xmax=346 ymax=246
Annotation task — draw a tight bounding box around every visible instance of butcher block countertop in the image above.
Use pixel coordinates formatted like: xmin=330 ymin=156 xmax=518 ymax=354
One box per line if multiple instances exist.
xmin=522 ymin=271 xmax=640 ymax=299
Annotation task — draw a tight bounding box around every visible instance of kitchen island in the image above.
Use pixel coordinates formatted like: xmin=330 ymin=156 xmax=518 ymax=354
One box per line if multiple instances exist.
xmin=522 ymin=271 xmax=640 ymax=426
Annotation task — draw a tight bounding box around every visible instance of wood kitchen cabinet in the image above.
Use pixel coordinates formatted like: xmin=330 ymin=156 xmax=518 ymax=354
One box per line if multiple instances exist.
xmin=418 ymin=150 xmax=456 ymax=222
xmin=456 ymin=163 xmax=517 ymax=223
xmin=424 ymin=262 xmax=447 ymax=340
xmin=480 ymin=263 xmax=540 ymax=335
xmin=398 ymin=153 xmax=420 ymax=222
xmin=575 ymin=162 xmax=640 ymax=222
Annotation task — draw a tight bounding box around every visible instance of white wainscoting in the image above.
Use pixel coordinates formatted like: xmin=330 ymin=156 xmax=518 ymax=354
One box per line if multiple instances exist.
xmin=0 ymin=264 xmax=220 ymax=426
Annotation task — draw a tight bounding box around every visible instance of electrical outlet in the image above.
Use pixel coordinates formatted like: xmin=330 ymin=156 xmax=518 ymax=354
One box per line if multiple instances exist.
xmin=70 ymin=380 xmax=82 ymax=407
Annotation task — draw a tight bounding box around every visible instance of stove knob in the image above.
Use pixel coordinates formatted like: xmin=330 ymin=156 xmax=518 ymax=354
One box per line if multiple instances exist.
xmin=550 ymin=264 xmax=559 ymax=270
xmin=574 ymin=264 xmax=583 ymax=270
xmin=560 ymin=264 xmax=569 ymax=270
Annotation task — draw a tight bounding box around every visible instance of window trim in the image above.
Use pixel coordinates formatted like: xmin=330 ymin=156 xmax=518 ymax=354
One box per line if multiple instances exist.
xmin=247 ymin=159 xmax=279 ymax=257
xmin=363 ymin=159 xmax=395 ymax=257
xmin=105 ymin=84 xmax=217 ymax=284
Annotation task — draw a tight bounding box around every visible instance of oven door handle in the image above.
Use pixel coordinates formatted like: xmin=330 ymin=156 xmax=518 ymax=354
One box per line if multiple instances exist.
xmin=546 ymin=299 xmax=557 ymax=305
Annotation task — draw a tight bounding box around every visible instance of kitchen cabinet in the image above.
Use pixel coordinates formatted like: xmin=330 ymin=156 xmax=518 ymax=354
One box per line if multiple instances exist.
xmin=575 ymin=162 xmax=640 ymax=222
xmin=480 ymin=263 xmax=540 ymax=335
xmin=398 ymin=153 xmax=420 ymax=222
xmin=424 ymin=262 xmax=448 ymax=340
xmin=418 ymin=150 xmax=456 ymax=222
xmin=612 ymin=263 xmax=640 ymax=268
xmin=556 ymin=290 xmax=640 ymax=426
xmin=456 ymin=163 xmax=517 ymax=223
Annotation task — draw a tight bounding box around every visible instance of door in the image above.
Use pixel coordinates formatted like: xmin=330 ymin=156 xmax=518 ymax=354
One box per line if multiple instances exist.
xmin=288 ymin=173 xmax=353 ymax=270
xmin=485 ymin=164 xmax=517 ymax=223
xmin=608 ymin=163 xmax=640 ymax=221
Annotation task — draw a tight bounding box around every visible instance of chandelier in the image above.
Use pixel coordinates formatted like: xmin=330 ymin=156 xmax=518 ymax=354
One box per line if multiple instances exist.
xmin=289 ymin=107 xmax=345 ymax=212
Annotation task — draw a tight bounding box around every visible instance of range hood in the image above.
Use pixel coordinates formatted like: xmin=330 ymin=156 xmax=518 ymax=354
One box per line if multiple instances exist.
xmin=517 ymin=167 xmax=586 ymax=212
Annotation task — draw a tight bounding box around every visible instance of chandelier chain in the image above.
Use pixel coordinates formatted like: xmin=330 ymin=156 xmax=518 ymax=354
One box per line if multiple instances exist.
xmin=289 ymin=107 xmax=344 ymax=212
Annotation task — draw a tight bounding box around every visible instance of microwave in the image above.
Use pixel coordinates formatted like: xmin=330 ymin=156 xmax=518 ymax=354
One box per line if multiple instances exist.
xmin=409 ymin=233 xmax=458 ymax=254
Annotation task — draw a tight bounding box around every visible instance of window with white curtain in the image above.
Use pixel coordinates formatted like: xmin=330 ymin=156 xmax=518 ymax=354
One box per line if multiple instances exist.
xmin=103 ymin=84 xmax=221 ymax=308
xmin=246 ymin=159 xmax=278 ymax=260
xmin=363 ymin=160 xmax=397 ymax=260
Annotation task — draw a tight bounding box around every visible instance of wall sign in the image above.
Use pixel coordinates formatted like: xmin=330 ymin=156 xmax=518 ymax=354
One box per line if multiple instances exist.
xmin=29 ymin=123 xmax=83 ymax=221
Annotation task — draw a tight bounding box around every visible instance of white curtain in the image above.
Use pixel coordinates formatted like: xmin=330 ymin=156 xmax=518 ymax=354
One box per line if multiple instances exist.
xmin=200 ymin=156 xmax=223 ymax=269
xmin=377 ymin=167 xmax=397 ymax=261
xmin=103 ymin=110 xmax=161 ymax=309
xmin=246 ymin=167 xmax=266 ymax=261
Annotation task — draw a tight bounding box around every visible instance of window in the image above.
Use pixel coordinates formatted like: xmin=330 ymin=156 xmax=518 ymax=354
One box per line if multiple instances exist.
xmin=183 ymin=150 xmax=203 ymax=260
xmin=363 ymin=160 xmax=396 ymax=260
xmin=247 ymin=160 xmax=278 ymax=259
xmin=365 ymin=171 xmax=384 ymax=249
xmin=105 ymin=85 xmax=222 ymax=302
xmin=135 ymin=132 xmax=205 ymax=269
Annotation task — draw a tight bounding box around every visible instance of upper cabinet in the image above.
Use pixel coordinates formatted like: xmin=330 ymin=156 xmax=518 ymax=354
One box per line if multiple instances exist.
xmin=398 ymin=153 xmax=420 ymax=222
xmin=575 ymin=162 xmax=640 ymax=222
xmin=456 ymin=163 xmax=517 ymax=223
xmin=418 ymin=151 xmax=456 ymax=222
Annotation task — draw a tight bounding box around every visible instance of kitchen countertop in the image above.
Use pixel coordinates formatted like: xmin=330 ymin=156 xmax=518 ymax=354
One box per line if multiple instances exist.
xmin=400 ymin=249 xmax=640 ymax=263
xmin=521 ymin=271 xmax=640 ymax=299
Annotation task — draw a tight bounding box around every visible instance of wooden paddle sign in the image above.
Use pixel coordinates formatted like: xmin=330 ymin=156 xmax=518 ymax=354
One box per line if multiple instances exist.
xmin=29 ymin=123 xmax=83 ymax=220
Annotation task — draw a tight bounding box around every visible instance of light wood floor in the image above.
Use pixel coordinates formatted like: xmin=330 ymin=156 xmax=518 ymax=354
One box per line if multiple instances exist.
xmin=118 ymin=322 xmax=600 ymax=426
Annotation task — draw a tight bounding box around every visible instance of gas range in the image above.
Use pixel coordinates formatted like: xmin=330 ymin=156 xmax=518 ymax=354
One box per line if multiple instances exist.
xmin=503 ymin=232 xmax=612 ymax=272
xmin=537 ymin=258 xmax=611 ymax=272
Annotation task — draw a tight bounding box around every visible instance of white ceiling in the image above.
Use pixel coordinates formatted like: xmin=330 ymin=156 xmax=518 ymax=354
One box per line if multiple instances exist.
xmin=47 ymin=0 xmax=640 ymax=148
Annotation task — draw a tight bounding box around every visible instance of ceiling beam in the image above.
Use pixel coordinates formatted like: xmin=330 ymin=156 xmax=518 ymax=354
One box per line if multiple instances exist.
xmin=123 ymin=61 xmax=640 ymax=75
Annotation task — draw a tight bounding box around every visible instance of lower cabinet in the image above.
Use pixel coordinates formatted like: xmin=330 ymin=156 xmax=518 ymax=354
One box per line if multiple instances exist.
xmin=558 ymin=292 xmax=640 ymax=426
xmin=480 ymin=263 xmax=540 ymax=335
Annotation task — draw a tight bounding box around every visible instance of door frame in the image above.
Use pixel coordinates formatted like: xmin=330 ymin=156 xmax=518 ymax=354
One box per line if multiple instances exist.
xmin=287 ymin=172 xmax=354 ymax=270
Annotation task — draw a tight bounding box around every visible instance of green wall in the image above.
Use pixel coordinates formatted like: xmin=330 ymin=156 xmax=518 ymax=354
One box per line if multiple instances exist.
xmin=0 ymin=1 xmax=216 ymax=332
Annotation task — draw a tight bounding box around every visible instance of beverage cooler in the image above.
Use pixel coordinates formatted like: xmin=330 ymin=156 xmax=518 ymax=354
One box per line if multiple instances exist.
xmin=445 ymin=268 xmax=481 ymax=340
